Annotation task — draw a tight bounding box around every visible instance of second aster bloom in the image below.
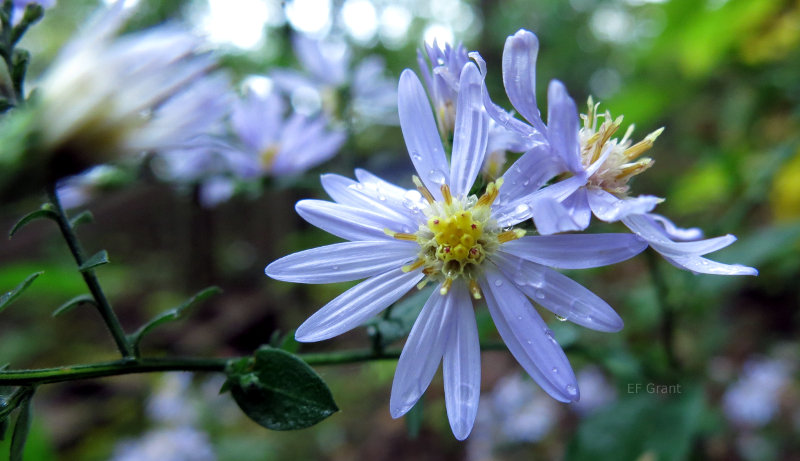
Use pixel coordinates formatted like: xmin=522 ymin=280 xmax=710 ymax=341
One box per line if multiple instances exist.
xmin=266 ymin=64 xmax=648 ymax=439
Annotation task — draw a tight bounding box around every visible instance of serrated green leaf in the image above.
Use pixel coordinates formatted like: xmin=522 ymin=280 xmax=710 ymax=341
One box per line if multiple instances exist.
xmin=0 ymin=272 xmax=42 ymax=313
xmin=68 ymin=211 xmax=93 ymax=228
xmin=130 ymin=286 xmax=221 ymax=354
xmin=77 ymin=250 xmax=109 ymax=272
xmin=51 ymin=294 xmax=95 ymax=317
xmin=226 ymin=346 xmax=338 ymax=430
xmin=9 ymin=388 xmax=33 ymax=461
xmin=8 ymin=209 xmax=57 ymax=238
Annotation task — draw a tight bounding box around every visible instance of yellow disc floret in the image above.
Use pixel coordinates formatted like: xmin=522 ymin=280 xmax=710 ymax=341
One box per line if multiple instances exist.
xmin=386 ymin=176 xmax=525 ymax=299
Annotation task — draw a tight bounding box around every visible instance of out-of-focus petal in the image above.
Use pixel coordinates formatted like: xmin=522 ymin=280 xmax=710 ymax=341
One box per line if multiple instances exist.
xmin=479 ymin=269 xmax=579 ymax=403
xmin=390 ymin=285 xmax=458 ymax=417
xmin=443 ymin=282 xmax=481 ymax=440
xmin=265 ymin=241 xmax=417 ymax=284
xmin=295 ymin=268 xmax=424 ymax=342
xmin=398 ymin=69 xmax=450 ymax=199
xmin=491 ymin=251 xmax=624 ymax=332
xmin=449 ymin=63 xmax=489 ymax=197
xmin=501 ymin=234 xmax=647 ymax=269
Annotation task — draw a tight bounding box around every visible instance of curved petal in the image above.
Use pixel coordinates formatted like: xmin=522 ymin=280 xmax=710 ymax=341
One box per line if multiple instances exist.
xmin=623 ymin=214 xmax=736 ymax=255
xmin=398 ymin=69 xmax=449 ymax=199
xmin=501 ymin=234 xmax=647 ymax=269
xmin=479 ymin=269 xmax=579 ymax=402
xmin=546 ymin=80 xmax=582 ymax=173
xmin=295 ymin=199 xmax=400 ymax=241
xmin=561 ymin=187 xmax=592 ymax=230
xmin=295 ymin=268 xmax=424 ymax=342
xmin=390 ymin=284 xmax=459 ymax=417
xmin=320 ymin=174 xmax=422 ymax=230
xmin=450 ymin=63 xmax=490 ymax=197
xmin=354 ymin=168 xmax=412 ymax=199
xmin=648 ymin=213 xmax=704 ymax=241
xmin=495 ymin=143 xmax=563 ymax=213
xmin=443 ymin=282 xmax=481 ymax=440
xmin=491 ymin=251 xmax=624 ymax=332
xmin=265 ymin=241 xmax=417 ymax=284
xmin=662 ymin=254 xmax=759 ymax=276
xmin=528 ymin=181 xmax=592 ymax=235
xmin=502 ymin=30 xmax=546 ymax=133
xmin=587 ymin=189 xmax=661 ymax=223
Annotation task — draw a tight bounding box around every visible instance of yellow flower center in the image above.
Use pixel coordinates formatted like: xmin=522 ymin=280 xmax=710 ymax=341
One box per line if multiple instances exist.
xmin=580 ymin=97 xmax=663 ymax=196
xmin=386 ymin=177 xmax=525 ymax=298
xmin=260 ymin=144 xmax=280 ymax=169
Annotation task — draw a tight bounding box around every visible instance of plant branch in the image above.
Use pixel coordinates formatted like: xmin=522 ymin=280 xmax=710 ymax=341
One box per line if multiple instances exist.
xmin=45 ymin=184 xmax=135 ymax=358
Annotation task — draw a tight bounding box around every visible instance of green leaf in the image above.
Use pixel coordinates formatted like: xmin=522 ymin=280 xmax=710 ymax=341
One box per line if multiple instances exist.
xmin=0 ymin=272 xmax=42 ymax=313
xmin=225 ymin=346 xmax=338 ymax=430
xmin=365 ymin=286 xmax=432 ymax=346
xmin=78 ymin=250 xmax=109 ymax=272
xmin=130 ymin=286 xmax=221 ymax=353
xmin=8 ymin=209 xmax=57 ymax=238
xmin=0 ymin=418 xmax=7 ymax=442
xmin=68 ymin=211 xmax=94 ymax=229
xmin=51 ymin=294 xmax=95 ymax=318
xmin=9 ymin=388 xmax=33 ymax=461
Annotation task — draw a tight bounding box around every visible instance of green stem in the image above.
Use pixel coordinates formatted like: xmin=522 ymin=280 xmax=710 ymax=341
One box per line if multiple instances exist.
xmin=646 ymin=249 xmax=679 ymax=371
xmin=0 ymin=342 xmax=510 ymax=386
xmin=46 ymin=185 xmax=134 ymax=358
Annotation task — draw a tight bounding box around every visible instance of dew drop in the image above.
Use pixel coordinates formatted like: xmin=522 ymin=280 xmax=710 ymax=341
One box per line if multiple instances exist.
xmin=551 ymin=367 xmax=558 ymax=374
xmin=534 ymin=290 xmax=546 ymax=300
xmin=526 ymin=340 xmax=532 ymax=345
xmin=543 ymin=327 xmax=555 ymax=342
xmin=428 ymin=169 xmax=446 ymax=185
xmin=332 ymin=265 xmax=339 ymax=270
xmin=523 ymin=180 xmax=530 ymax=187
xmin=411 ymin=152 xmax=422 ymax=161
xmin=566 ymin=384 xmax=576 ymax=395
xmin=494 ymin=279 xmax=504 ymax=287
xmin=555 ymin=314 xmax=567 ymax=322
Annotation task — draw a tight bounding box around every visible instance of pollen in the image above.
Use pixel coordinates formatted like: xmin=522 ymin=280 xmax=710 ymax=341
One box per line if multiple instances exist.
xmin=579 ymin=98 xmax=663 ymax=196
xmin=385 ymin=178 xmax=516 ymax=289
xmin=259 ymin=144 xmax=280 ymax=169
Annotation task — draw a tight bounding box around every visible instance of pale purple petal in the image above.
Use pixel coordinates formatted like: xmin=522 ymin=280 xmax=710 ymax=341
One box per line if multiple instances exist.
xmin=530 ymin=195 xmax=587 ymax=235
xmin=662 ymin=254 xmax=759 ymax=276
xmin=479 ymin=269 xmax=579 ymax=402
xmin=295 ymin=199 xmax=399 ymax=241
xmin=319 ymin=174 xmax=421 ymax=230
xmin=265 ymin=241 xmax=417 ymax=284
xmin=561 ymin=187 xmax=592 ymax=230
xmin=649 ymin=213 xmax=704 ymax=241
xmin=398 ymin=69 xmax=449 ymax=199
xmin=295 ymin=268 xmax=424 ymax=342
xmin=502 ymin=29 xmax=546 ymax=133
xmin=546 ymin=80 xmax=582 ymax=173
xmin=390 ymin=285 xmax=458 ymax=417
xmin=587 ymin=189 xmax=661 ymax=223
xmin=449 ymin=63 xmax=490 ymax=197
xmin=494 ymin=143 xmax=562 ymax=217
xmin=491 ymin=252 xmax=624 ymax=332
xmin=354 ymin=168 xmax=412 ymax=199
xmin=501 ymin=234 xmax=647 ymax=269
xmin=443 ymin=282 xmax=481 ymax=440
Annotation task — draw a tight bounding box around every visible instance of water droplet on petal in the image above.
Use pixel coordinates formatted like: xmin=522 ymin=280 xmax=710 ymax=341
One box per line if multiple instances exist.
xmin=494 ymin=279 xmax=504 ymax=287
xmin=534 ymin=289 xmax=546 ymax=299
xmin=552 ymin=367 xmax=558 ymax=374
xmin=566 ymin=384 xmax=576 ymax=395
xmin=428 ymin=169 xmax=446 ymax=185
xmin=332 ymin=265 xmax=339 ymax=270
xmin=555 ymin=314 xmax=567 ymax=322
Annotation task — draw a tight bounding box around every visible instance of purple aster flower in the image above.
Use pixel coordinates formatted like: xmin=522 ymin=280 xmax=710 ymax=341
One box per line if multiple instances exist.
xmin=32 ymin=2 xmax=230 ymax=175
xmin=722 ymin=357 xmax=793 ymax=427
xmin=228 ymin=88 xmax=346 ymax=177
xmin=266 ymin=64 xmax=648 ymax=439
xmin=271 ymin=34 xmax=397 ymax=124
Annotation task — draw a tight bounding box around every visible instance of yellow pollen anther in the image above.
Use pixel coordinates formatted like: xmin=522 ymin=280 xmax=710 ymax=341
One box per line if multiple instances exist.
xmin=469 ymin=280 xmax=482 ymax=299
xmin=441 ymin=183 xmax=453 ymax=205
xmin=384 ymin=228 xmax=417 ymax=241
xmin=440 ymin=278 xmax=453 ymax=295
xmin=402 ymin=259 xmax=425 ymax=273
xmin=476 ymin=178 xmax=503 ymax=207
xmin=412 ymin=175 xmax=435 ymax=204
xmin=497 ymin=228 xmax=526 ymax=243
xmin=260 ymin=144 xmax=280 ymax=169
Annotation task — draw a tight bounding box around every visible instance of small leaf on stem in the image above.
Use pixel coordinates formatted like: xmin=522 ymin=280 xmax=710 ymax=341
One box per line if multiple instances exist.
xmin=78 ymin=250 xmax=109 ymax=272
xmin=69 ymin=210 xmax=94 ymax=229
xmin=52 ymin=294 xmax=96 ymax=318
xmin=0 ymin=272 xmax=43 ymax=313
xmin=8 ymin=208 xmax=58 ymax=238
xmin=224 ymin=346 xmax=339 ymax=431
xmin=9 ymin=388 xmax=33 ymax=461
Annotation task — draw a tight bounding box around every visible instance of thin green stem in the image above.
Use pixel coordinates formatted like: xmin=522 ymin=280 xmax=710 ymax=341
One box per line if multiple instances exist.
xmin=646 ymin=249 xmax=679 ymax=371
xmin=0 ymin=342 xmax=510 ymax=386
xmin=46 ymin=185 xmax=134 ymax=358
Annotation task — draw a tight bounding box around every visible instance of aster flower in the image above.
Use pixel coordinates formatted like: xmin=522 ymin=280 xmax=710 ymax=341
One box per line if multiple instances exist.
xmin=266 ymin=63 xmax=648 ymax=439
xmin=29 ymin=3 xmax=229 ymax=175
xmin=271 ymin=34 xmax=397 ymax=124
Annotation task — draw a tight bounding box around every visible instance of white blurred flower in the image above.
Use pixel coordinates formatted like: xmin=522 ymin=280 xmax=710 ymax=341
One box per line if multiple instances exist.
xmin=723 ymin=358 xmax=793 ymax=427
